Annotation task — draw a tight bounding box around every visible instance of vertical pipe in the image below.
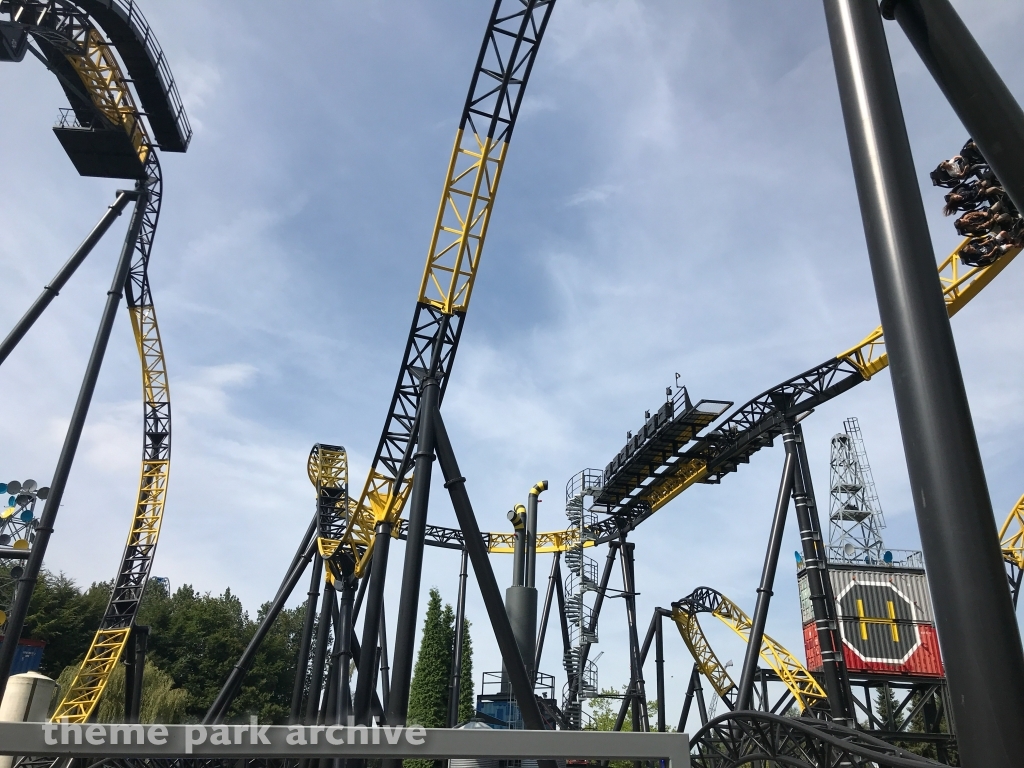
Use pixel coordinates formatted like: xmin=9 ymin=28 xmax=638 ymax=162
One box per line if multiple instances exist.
xmin=789 ymin=426 xmax=850 ymax=723
xmin=322 ymin=596 xmax=343 ymax=726
xmin=0 ymin=191 xmax=135 ymax=368
xmin=447 ymin=547 xmax=469 ymax=727
xmin=882 ymin=0 xmax=1024 ymax=215
xmin=736 ymin=445 xmax=796 ymax=711
xmin=430 ymin=405 xmax=552 ymax=739
xmin=509 ymin=506 xmax=527 ymax=587
xmin=305 ymin=580 xmax=336 ymax=725
xmin=525 ymin=481 xmax=547 ymax=588
xmin=291 ymin=553 xmax=324 ymax=723
xmin=0 ymin=187 xmax=148 ymax=697
xmin=655 ymin=614 xmax=665 ymax=733
xmin=823 ymin=0 xmax=1024 ymax=759
xmin=534 ymin=552 xmax=559 ymax=681
xmin=353 ymin=521 xmax=392 ymax=724
xmin=383 ymin=373 xmax=440 ymax=730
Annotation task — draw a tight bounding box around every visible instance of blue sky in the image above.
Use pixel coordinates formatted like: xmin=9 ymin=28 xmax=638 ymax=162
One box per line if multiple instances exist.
xmin=2 ymin=0 xmax=1023 ymax=727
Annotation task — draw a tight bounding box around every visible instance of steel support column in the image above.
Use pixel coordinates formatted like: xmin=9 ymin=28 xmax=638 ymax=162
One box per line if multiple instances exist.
xmin=353 ymin=521 xmax=392 ymax=725
xmin=336 ymin=576 xmax=357 ymax=724
xmin=123 ymin=624 xmax=148 ymax=724
xmin=737 ymin=439 xmax=796 ymax=711
xmin=383 ymin=371 xmax=440 ymax=732
xmin=881 ymin=0 xmax=1024 ymax=215
xmin=378 ymin=605 xmax=391 ymax=715
xmin=0 ymin=190 xmax=136 ymax=368
xmin=823 ymin=1 xmax=1024 ymax=759
xmin=534 ymin=552 xmax=560 ymax=682
xmin=431 ymin=405 xmax=553 ymax=742
xmin=305 ymin=580 xmax=336 ymax=725
xmin=655 ymin=612 xmax=665 ymax=733
xmin=447 ymin=546 xmax=469 ymax=728
xmin=0 ymin=185 xmax=149 ymax=698
xmin=291 ymin=553 xmax=324 ymax=723
xmin=790 ymin=425 xmax=850 ymax=723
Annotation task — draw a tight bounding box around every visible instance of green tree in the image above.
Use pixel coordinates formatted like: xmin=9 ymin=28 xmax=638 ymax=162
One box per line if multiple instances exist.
xmin=53 ymin=659 xmax=188 ymax=723
xmin=20 ymin=571 xmax=108 ymax=677
xmin=457 ymin=617 xmax=474 ymax=724
xmin=405 ymin=588 xmax=474 ymax=768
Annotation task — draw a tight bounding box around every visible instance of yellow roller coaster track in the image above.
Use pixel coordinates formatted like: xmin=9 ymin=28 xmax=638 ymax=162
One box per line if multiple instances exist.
xmin=672 ymin=588 xmax=828 ymax=714
xmin=999 ymin=493 xmax=1024 ymax=571
xmin=52 ymin=292 xmax=170 ymax=723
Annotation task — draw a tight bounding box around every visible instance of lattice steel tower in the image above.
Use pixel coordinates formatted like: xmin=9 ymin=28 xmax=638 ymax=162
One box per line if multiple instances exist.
xmin=828 ymin=417 xmax=886 ymax=564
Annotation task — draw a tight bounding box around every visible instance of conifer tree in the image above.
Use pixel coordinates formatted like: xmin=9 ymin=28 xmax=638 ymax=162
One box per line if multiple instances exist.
xmin=457 ymin=617 xmax=474 ymax=723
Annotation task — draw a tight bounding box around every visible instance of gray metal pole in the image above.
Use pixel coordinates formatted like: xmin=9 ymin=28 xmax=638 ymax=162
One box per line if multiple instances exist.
xmin=291 ymin=553 xmax=324 ymax=723
xmin=882 ymin=0 xmax=1024 ymax=215
xmin=619 ymin=541 xmax=649 ymax=733
xmin=305 ymin=580 xmax=336 ymax=725
xmin=353 ymin=521 xmax=392 ymax=725
xmin=534 ymin=552 xmax=559 ymax=681
xmin=431 ymin=405 xmax=552 ymax=739
xmin=736 ymin=443 xmax=796 ymax=711
xmin=0 ymin=191 xmax=135 ymax=368
xmin=123 ymin=625 xmax=148 ymax=723
xmin=509 ymin=506 xmax=526 ymax=587
xmin=447 ymin=547 xmax=469 ymax=728
xmin=655 ymin=613 xmax=665 ymax=733
xmin=383 ymin=372 xmax=440 ymax=733
xmin=336 ymin=576 xmax=357 ymax=724
xmin=0 ymin=186 xmax=148 ymax=699
xmin=823 ymin=2 xmax=1024 ymax=759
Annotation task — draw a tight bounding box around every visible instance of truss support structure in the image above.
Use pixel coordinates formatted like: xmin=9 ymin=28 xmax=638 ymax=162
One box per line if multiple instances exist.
xmin=0 ymin=183 xmax=148 ymax=701
xmin=824 ymin=0 xmax=1024 ymax=762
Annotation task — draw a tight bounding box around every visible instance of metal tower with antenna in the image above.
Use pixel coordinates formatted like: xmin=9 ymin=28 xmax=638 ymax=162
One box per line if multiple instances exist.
xmin=828 ymin=417 xmax=887 ymax=565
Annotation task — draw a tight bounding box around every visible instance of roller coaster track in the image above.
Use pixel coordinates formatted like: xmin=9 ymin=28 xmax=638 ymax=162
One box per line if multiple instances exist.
xmin=2 ymin=0 xmax=187 ymax=723
xmin=689 ymin=710 xmax=941 ymax=768
xmin=999 ymin=492 xmax=1024 ymax=605
xmin=671 ymin=587 xmax=828 ymax=715
xmin=324 ymin=0 xmax=556 ymax=577
xmin=392 ymin=234 xmax=1018 ymax=555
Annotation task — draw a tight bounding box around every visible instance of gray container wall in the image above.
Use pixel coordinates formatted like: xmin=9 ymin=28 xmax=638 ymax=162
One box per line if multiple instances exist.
xmin=797 ymin=565 xmax=934 ymax=624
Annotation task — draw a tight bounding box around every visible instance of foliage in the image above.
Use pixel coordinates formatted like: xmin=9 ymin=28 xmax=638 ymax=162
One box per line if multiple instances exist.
xmin=585 ymin=685 xmax=667 ymax=768
xmin=405 ymin=587 xmax=474 ymax=768
xmin=21 ymin=571 xmax=109 ymax=677
xmin=21 ymin=573 xmax=305 ymax=724
xmin=52 ymin=660 xmax=188 ymax=723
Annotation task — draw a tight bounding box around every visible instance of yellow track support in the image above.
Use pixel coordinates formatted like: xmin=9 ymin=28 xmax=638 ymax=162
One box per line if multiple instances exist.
xmin=418 ymin=129 xmax=507 ymax=314
xmin=50 ymin=628 xmax=131 ymax=722
xmin=487 ymin=528 xmax=597 ymax=554
xmin=671 ymin=606 xmax=738 ymax=704
xmin=52 ymin=305 xmax=170 ymax=723
xmin=839 ymin=241 xmax=1020 ymax=379
xmin=999 ymin=493 xmax=1024 ymax=570
xmin=342 ymin=129 xmax=509 ymax=576
xmin=672 ymin=590 xmax=827 ymax=714
xmin=63 ymin=28 xmax=150 ymax=164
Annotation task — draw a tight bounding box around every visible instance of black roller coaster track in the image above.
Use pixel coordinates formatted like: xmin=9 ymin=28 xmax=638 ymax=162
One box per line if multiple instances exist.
xmin=689 ymin=710 xmax=943 ymax=768
xmin=1 ymin=0 xmax=186 ymax=723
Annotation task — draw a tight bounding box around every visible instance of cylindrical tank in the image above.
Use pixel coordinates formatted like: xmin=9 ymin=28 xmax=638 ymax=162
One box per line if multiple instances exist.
xmin=0 ymin=671 xmax=57 ymax=768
